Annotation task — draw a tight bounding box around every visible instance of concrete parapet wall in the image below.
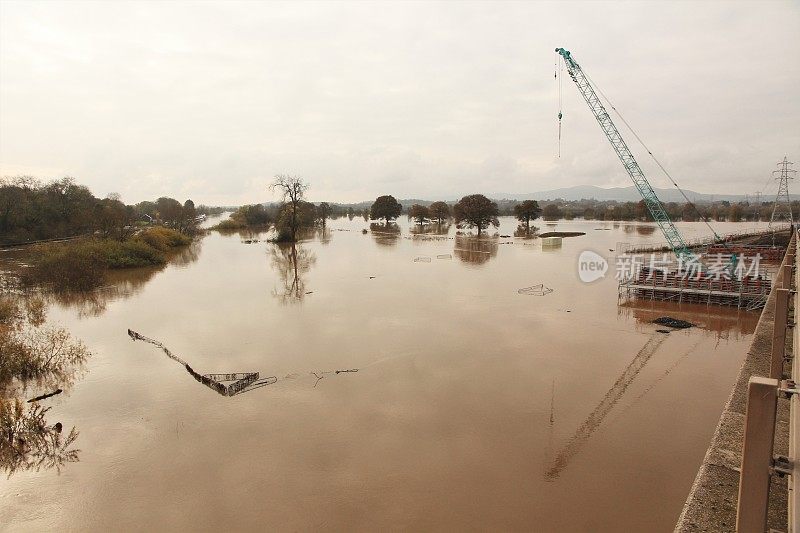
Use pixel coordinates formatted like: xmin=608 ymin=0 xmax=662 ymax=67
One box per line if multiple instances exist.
xmin=675 ymin=244 xmax=792 ymax=532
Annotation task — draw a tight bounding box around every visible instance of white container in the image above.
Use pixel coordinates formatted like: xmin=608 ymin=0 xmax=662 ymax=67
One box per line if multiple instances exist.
xmin=541 ymin=236 xmax=563 ymax=248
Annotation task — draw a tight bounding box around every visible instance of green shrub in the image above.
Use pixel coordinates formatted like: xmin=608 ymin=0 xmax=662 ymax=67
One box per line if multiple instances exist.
xmin=212 ymin=218 xmax=248 ymax=231
xmin=24 ymin=229 xmax=191 ymax=292
xmin=134 ymin=227 xmax=190 ymax=252
xmin=25 ymin=242 xmax=108 ymax=291
xmin=103 ymin=240 xmax=165 ymax=268
xmin=211 ymin=205 xmax=271 ymax=231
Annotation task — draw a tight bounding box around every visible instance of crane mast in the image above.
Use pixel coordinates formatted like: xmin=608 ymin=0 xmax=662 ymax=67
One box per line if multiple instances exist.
xmin=555 ymin=47 xmax=691 ymax=260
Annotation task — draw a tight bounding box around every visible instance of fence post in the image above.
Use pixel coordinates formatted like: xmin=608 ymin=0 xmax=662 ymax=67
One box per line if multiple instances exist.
xmin=772 ymin=288 xmax=791 ymax=380
xmin=784 ymin=264 xmax=794 ymax=289
xmin=736 ymin=376 xmax=780 ymax=533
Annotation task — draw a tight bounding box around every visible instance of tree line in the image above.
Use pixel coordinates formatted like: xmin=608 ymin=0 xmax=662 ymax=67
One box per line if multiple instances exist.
xmin=0 ymin=176 xmax=205 ymax=245
xmin=254 ymin=195 xmax=784 ymax=225
xmin=219 ymin=178 xmax=547 ymax=240
xmin=515 ymin=198 xmax=798 ymax=222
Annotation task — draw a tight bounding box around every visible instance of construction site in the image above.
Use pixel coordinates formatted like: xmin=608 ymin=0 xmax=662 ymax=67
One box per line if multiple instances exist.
xmin=554 ymin=47 xmax=796 ymax=313
xmin=556 ymin=45 xmax=799 ymax=532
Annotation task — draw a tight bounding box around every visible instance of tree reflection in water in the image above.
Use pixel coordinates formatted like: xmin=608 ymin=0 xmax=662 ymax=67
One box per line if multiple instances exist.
xmin=269 ymin=243 xmax=316 ymax=303
xmin=636 ymin=225 xmax=656 ymax=236
xmin=369 ymin=223 xmax=400 ymax=246
xmin=0 ymin=295 xmax=87 ymax=478
xmin=37 ymin=239 xmax=204 ymax=319
xmin=410 ymin=222 xmax=451 ymax=236
xmin=0 ymin=399 xmax=79 ymax=478
xmin=316 ymin=227 xmax=332 ymax=245
xmin=453 ymin=235 xmax=498 ymax=265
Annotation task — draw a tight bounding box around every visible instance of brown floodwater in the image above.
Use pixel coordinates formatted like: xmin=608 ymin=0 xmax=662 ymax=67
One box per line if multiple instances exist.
xmin=0 ymin=217 xmax=772 ymax=531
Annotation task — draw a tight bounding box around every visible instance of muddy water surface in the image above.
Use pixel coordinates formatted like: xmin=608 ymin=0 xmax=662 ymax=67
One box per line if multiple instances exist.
xmin=0 ymin=218 xmax=771 ymax=531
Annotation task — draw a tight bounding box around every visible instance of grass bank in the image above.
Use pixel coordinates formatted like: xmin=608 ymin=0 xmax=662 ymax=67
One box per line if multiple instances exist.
xmin=24 ymin=227 xmax=191 ymax=292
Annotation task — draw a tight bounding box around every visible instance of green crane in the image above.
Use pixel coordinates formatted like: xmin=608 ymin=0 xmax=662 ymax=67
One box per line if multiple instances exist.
xmin=555 ymin=47 xmax=693 ymax=260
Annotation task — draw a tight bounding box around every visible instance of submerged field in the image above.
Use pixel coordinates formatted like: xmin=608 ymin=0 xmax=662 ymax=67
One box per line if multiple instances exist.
xmin=0 ymin=217 xmax=771 ymax=531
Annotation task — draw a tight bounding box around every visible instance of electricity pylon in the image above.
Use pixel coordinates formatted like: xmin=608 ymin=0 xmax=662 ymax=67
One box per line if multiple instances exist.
xmin=769 ymin=156 xmax=796 ymax=229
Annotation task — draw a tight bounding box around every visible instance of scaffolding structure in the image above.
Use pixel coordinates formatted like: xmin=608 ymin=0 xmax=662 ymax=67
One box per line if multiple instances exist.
xmin=618 ymin=267 xmax=773 ymax=310
xmin=704 ymin=244 xmax=785 ymax=262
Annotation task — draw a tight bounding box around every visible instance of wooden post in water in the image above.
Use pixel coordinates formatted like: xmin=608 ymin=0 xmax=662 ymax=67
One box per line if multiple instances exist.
xmin=736 ymin=376 xmax=779 ymax=533
xmin=772 ymin=288 xmax=790 ymax=380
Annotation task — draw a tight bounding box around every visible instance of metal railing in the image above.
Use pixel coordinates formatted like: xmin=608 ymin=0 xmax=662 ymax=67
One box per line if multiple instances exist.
xmin=735 ymin=228 xmax=797 ymax=532
xmin=627 ymin=224 xmax=792 ymax=255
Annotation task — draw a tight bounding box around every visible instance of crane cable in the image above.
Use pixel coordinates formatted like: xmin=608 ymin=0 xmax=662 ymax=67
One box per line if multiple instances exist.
xmin=580 ymin=68 xmax=724 ymax=243
xmin=555 ymin=52 xmax=563 ymax=158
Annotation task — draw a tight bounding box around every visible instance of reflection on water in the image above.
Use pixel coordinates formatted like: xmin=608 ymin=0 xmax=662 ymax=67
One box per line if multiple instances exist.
xmin=369 ymin=222 xmax=400 ymax=246
xmin=46 ymin=267 xmax=159 ymax=318
xmin=410 ymin=222 xmax=451 ymax=236
xmin=453 ymin=234 xmax=498 ymax=265
xmin=20 ymin=239 xmax=204 ymax=320
xmin=316 ymin=227 xmax=332 ymax=245
xmin=636 ymin=225 xmax=656 ymax=236
xmin=170 ymin=239 xmax=203 ymax=267
xmin=0 ymin=400 xmax=80 ymax=478
xmin=545 ymin=332 xmax=667 ymax=481
xmin=621 ymin=224 xmax=658 ymax=236
xmin=0 ymin=296 xmax=86 ymax=478
xmin=1 ymin=298 xmax=90 ymax=396
xmin=617 ymin=299 xmax=758 ymax=339
xmin=269 ymin=243 xmax=316 ymax=303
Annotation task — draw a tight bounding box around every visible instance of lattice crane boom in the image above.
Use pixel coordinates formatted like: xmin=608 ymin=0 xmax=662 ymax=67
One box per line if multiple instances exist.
xmin=555 ymin=47 xmax=691 ymax=259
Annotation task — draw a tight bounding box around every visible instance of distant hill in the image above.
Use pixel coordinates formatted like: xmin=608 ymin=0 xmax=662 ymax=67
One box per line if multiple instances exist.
xmin=292 ymin=185 xmax=794 ymax=208
xmin=489 ymin=185 xmax=779 ymax=203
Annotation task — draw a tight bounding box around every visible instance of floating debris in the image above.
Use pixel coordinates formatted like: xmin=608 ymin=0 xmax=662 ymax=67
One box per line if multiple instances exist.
xmin=413 ymin=256 xmax=432 ymax=263
xmin=539 ymin=231 xmax=586 ymax=238
xmin=652 ymin=317 xmax=695 ymax=329
xmin=128 ymin=329 xmax=276 ymax=397
xmin=656 ymin=329 xmax=671 ymax=334
xmin=27 ymin=389 xmax=63 ymax=403
xmin=128 ymin=329 xmax=358 ymax=394
xmin=518 ymin=284 xmax=554 ymax=296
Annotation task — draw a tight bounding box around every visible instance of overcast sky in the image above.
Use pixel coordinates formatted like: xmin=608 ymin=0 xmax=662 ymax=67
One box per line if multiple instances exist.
xmin=1 ymin=1 xmax=798 ymax=205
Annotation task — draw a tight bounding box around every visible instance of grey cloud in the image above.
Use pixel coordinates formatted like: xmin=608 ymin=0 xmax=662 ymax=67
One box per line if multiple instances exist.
xmin=1 ymin=1 xmax=798 ymax=204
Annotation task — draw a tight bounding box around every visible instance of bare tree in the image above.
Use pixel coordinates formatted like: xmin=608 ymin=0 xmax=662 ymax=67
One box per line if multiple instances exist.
xmin=269 ymin=175 xmax=309 ymax=242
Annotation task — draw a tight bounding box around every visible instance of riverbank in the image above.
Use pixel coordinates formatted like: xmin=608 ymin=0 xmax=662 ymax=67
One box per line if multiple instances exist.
xmin=17 ymin=227 xmax=192 ymax=292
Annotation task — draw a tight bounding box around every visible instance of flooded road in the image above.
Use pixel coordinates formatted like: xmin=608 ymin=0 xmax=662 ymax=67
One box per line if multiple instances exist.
xmin=1 ymin=217 xmax=769 ymax=531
